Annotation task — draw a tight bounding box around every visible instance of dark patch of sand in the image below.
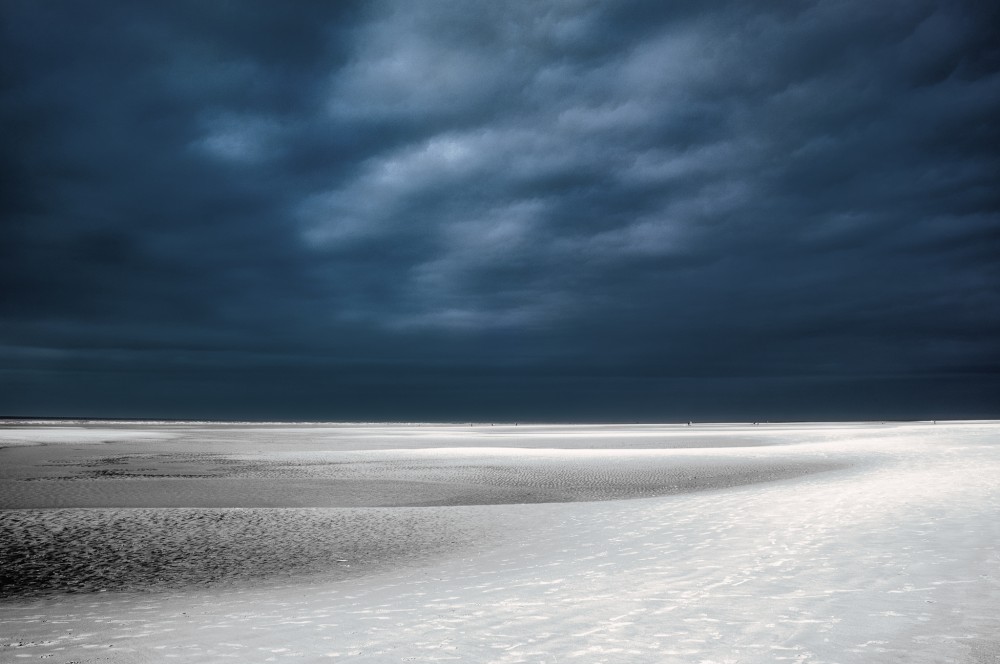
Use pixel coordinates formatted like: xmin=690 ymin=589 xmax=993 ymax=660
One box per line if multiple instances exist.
xmin=0 ymin=457 xmax=846 ymax=597
xmin=0 ymin=423 xmax=852 ymax=598
xmin=0 ymin=457 xmax=848 ymax=508
xmin=0 ymin=507 xmax=491 ymax=598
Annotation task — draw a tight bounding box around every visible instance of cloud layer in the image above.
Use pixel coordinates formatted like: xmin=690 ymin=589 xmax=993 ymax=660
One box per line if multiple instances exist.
xmin=2 ymin=0 xmax=998 ymax=419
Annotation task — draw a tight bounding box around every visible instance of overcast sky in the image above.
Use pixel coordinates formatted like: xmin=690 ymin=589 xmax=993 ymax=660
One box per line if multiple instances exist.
xmin=2 ymin=0 xmax=998 ymax=421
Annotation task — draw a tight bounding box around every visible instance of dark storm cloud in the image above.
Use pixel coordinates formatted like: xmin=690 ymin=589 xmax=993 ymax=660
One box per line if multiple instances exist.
xmin=1 ymin=0 xmax=998 ymax=420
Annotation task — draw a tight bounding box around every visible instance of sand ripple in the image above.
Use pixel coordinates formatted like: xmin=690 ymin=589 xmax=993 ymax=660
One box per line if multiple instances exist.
xmin=0 ymin=507 xmax=488 ymax=598
xmin=0 ymin=451 xmax=846 ymax=508
xmin=0 ymin=424 xmax=849 ymax=598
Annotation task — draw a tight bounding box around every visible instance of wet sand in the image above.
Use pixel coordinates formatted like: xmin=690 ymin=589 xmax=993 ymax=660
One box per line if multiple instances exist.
xmin=0 ymin=423 xmax=843 ymax=596
xmin=1 ymin=421 xmax=998 ymax=662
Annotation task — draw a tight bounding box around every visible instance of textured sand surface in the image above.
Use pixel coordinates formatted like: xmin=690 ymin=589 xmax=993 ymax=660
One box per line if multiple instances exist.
xmin=0 ymin=426 xmax=842 ymax=596
xmin=0 ymin=506 xmax=500 ymax=598
xmin=1 ymin=421 xmax=998 ymax=663
xmin=0 ymin=451 xmax=843 ymax=509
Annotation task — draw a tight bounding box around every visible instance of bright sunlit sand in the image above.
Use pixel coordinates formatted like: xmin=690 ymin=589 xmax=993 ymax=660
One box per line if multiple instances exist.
xmin=1 ymin=421 xmax=998 ymax=662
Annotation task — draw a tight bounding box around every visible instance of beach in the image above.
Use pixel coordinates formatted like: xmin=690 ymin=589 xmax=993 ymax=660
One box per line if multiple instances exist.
xmin=1 ymin=421 xmax=998 ymax=662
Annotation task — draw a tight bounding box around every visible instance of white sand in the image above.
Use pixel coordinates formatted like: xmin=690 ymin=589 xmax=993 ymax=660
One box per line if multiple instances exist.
xmin=1 ymin=421 xmax=998 ymax=662
xmin=0 ymin=427 xmax=180 ymax=447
